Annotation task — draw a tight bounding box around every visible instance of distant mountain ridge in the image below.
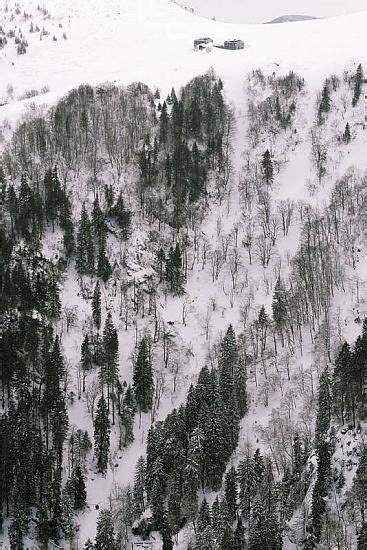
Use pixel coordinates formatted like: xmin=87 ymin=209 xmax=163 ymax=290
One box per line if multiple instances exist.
xmin=265 ymin=14 xmax=319 ymax=24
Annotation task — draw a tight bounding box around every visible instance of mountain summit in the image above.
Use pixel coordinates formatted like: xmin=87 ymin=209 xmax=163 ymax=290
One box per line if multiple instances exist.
xmin=265 ymin=14 xmax=319 ymax=24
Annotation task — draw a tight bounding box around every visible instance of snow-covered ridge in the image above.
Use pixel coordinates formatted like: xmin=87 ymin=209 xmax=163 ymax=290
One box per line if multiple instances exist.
xmin=264 ymin=15 xmax=319 ymax=25
xmin=175 ymin=0 xmax=367 ymax=24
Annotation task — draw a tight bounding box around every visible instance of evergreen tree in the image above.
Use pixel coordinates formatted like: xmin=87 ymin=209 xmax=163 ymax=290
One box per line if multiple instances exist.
xmin=253 ymin=448 xmax=265 ymax=485
xmin=315 ymin=369 xmax=331 ymax=441
xmin=234 ymin=356 xmax=247 ymax=418
xmin=50 ymin=391 xmax=69 ymax=468
xmin=170 ymin=87 xmax=177 ymax=104
xmin=92 ymin=194 xmax=105 ymax=238
xmin=76 ymin=204 xmax=94 ymax=274
xmin=92 ymin=281 xmax=101 ymax=330
xmin=311 ymin=465 xmax=327 ymax=542
xmin=357 ymin=522 xmax=367 ymax=550
xmin=160 ymin=101 xmax=169 ymax=144
xmin=44 ymin=168 xmax=60 ymax=230
xmin=60 ymin=487 xmax=74 ymax=540
xmin=312 ymin=370 xmax=332 ymax=542
xmin=238 ymin=454 xmax=256 ymax=518
xmin=165 ymin=243 xmax=185 ymax=295
xmin=133 ymin=456 xmax=146 ymax=518
xmin=48 ymin=467 xmax=63 ymax=543
xmin=120 ymin=386 xmax=135 ymax=447
xmin=272 ymin=276 xmax=288 ymax=346
xmin=110 ymin=192 xmax=131 ymax=239
xmin=353 ymin=447 xmax=366 ymax=523
xmin=353 ymin=319 xmax=367 ymax=409
xmin=104 ymin=185 xmax=114 ymax=212
xmin=84 ymin=538 xmax=95 ymax=549
xmin=17 ymin=175 xmax=34 ymax=240
xmin=156 ymin=247 xmax=166 ymax=283
xmin=292 ymin=433 xmax=303 ymax=481
xmin=182 ymin=428 xmax=203 ymax=519
xmin=193 ymin=527 xmax=219 ymax=550
xmin=202 ymin=394 xmax=228 ymax=489
xmin=333 ymin=342 xmax=353 ymax=424
xmin=60 ymin=196 xmax=75 ymax=257
xmin=189 ymin=142 xmax=206 ymax=202
xmin=343 ymin=122 xmax=351 ymax=144
xmin=352 ymin=64 xmax=364 ymax=107
xmin=162 ymin=530 xmax=174 ymax=550
xmin=94 ymin=396 xmax=110 ymax=473
xmin=274 ymin=95 xmax=283 ymax=125
xmin=302 ymin=533 xmax=317 ymax=549
xmin=257 ymin=305 xmax=269 ymax=356
xmin=101 ymin=313 xmax=119 ymax=421
xmin=97 ymin=232 xmax=112 ymax=282
xmin=91 ymin=333 xmax=104 ymax=367
xmin=81 ymin=333 xmax=93 ymax=392
xmin=224 ymin=466 xmax=238 ymax=519
xmin=37 ymin=503 xmax=50 ymax=547
xmin=197 ymin=498 xmax=211 ymax=533
xmin=71 ymin=464 xmax=87 ymax=509
xmin=187 ymin=96 xmax=202 ymax=140
xmin=261 ymin=149 xmax=273 ymax=185
xmin=318 ymin=84 xmax=331 ymax=123
xmin=211 ymin=498 xmax=233 ymax=550
xmin=249 ymin=495 xmax=282 ymax=550
xmin=234 ymin=517 xmax=246 ymax=550
xmin=133 ymin=336 xmax=154 ymax=413
xmin=218 ymin=325 xmax=241 ymax=449
xmin=95 ymin=509 xmax=116 ymax=550
xmin=8 ymin=513 xmax=24 ymax=550
xmin=150 ymin=458 xmax=166 ymax=530
xmin=167 ymin=476 xmax=182 ymax=536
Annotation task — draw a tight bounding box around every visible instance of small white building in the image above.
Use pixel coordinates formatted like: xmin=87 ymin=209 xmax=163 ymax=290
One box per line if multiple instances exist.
xmin=194 ymin=37 xmax=213 ymax=50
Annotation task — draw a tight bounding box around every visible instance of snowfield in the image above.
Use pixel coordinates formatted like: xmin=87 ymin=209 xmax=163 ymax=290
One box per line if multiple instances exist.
xmin=1 ymin=1 xmax=367 ymax=549
xmin=1 ymin=0 xmax=367 ymax=113
xmin=176 ymin=0 xmax=367 ymax=24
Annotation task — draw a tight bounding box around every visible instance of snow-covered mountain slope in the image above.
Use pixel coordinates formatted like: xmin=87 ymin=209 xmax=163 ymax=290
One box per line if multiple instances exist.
xmin=1 ymin=0 xmax=367 ymax=114
xmin=1 ymin=1 xmax=367 ymax=550
xmin=176 ymin=0 xmax=367 ymax=24
xmin=265 ymin=15 xmax=319 ymax=25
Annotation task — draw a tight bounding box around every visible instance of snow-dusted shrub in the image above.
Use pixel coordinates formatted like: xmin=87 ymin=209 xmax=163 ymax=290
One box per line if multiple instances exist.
xmin=6 ymin=83 xmax=15 ymax=99
xmin=18 ymin=86 xmax=49 ymax=100
xmin=16 ymin=39 xmax=28 ymax=55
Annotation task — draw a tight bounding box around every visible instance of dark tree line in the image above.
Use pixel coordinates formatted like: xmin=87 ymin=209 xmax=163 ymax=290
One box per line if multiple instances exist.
xmin=129 ymin=326 xmax=247 ymax=545
xmin=0 ymin=168 xmax=89 ymax=547
xmin=139 ymin=73 xmax=231 ymax=227
xmin=332 ymin=320 xmax=367 ymax=426
xmin=247 ymin=70 xmax=305 ymax=147
xmin=4 ymin=82 xmax=156 ymax=182
xmin=306 ymin=321 xmax=367 ymax=546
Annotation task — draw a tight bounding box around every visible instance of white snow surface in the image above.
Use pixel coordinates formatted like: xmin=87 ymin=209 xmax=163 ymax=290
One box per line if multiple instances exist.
xmin=1 ymin=0 xmax=367 ymax=111
xmin=177 ymin=0 xmax=367 ymax=23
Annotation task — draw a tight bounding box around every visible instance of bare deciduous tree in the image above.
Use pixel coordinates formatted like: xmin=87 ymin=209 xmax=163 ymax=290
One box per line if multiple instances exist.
xmin=255 ymin=234 xmax=274 ymax=267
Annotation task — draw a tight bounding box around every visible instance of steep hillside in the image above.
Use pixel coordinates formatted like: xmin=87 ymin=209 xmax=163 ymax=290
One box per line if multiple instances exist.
xmin=0 ymin=1 xmax=366 ymax=550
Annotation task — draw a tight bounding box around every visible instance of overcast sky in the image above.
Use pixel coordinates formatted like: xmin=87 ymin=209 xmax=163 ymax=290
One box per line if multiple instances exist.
xmin=183 ymin=0 xmax=367 ymax=23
